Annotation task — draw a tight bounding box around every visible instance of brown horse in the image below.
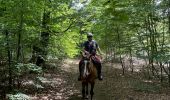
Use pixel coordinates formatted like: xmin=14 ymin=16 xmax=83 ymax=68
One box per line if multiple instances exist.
xmin=80 ymin=53 xmax=97 ymax=100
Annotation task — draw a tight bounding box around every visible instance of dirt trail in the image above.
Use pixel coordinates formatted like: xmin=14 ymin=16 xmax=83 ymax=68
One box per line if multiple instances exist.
xmin=27 ymin=59 xmax=170 ymax=100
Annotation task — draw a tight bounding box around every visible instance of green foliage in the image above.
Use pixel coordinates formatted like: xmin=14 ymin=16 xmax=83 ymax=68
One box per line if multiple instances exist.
xmin=14 ymin=63 xmax=42 ymax=76
xmin=0 ymin=0 xmax=169 ymax=62
xmin=7 ymin=93 xmax=30 ymax=100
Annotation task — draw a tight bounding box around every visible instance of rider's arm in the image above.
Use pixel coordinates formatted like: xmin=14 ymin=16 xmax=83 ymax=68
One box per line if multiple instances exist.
xmin=81 ymin=41 xmax=89 ymax=55
xmin=97 ymin=46 xmax=103 ymax=55
xmin=95 ymin=42 xmax=103 ymax=55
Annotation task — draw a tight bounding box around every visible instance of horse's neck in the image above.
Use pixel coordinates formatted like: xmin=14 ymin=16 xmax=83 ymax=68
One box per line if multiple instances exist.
xmin=88 ymin=59 xmax=95 ymax=71
xmin=88 ymin=59 xmax=97 ymax=78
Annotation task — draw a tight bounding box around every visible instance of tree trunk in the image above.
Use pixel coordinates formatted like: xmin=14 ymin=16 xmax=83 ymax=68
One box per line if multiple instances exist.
xmin=129 ymin=47 xmax=133 ymax=73
xmin=5 ymin=30 xmax=12 ymax=90
xmin=116 ymin=27 xmax=125 ymax=75
xmin=168 ymin=0 xmax=170 ymax=36
xmin=17 ymin=0 xmax=24 ymax=63
xmin=168 ymin=62 xmax=170 ymax=86
xmin=40 ymin=10 xmax=50 ymax=56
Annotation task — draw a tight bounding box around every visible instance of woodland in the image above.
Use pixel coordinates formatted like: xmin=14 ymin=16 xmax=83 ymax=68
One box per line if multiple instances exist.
xmin=0 ymin=0 xmax=170 ymax=100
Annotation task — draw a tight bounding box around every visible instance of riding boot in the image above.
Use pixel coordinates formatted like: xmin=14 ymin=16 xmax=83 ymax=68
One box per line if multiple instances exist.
xmin=97 ymin=63 xmax=103 ymax=80
xmin=78 ymin=62 xmax=82 ymax=81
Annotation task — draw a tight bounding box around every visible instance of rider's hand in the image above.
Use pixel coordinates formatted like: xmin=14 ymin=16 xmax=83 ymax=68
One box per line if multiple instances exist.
xmin=84 ymin=50 xmax=89 ymax=54
xmin=100 ymin=53 xmax=105 ymax=61
xmin=100 ymin=55 xmax=103 ymax=60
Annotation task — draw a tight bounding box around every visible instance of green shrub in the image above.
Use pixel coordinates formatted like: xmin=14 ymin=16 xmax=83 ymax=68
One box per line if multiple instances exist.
xmin=14 ymin=63 xmax=42 ymax=76
xmin=7 ymin=93 xmax=30 ymax=100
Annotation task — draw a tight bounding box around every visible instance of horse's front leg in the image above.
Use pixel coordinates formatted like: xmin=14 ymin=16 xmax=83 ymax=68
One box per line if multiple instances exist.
xmin=90 ymin=82 xmax=95 ymax=100
xmin=85 ymin=83 xmax=89 ymax=99
xmin=82 ymin=82 xmax=86 ymax=99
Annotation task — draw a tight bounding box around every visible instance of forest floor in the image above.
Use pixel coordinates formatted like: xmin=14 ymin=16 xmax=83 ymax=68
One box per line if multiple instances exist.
xmin=21 ymin=59 xmax=170 ymax=100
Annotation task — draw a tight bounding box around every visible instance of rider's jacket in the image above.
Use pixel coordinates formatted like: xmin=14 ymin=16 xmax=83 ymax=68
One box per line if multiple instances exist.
xmin=83 ymin=40 xmax=98 ymax=55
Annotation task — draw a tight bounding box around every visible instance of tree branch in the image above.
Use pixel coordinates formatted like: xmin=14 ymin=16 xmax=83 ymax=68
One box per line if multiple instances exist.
xmin=51 ymin=18 xmax=77 ymax=36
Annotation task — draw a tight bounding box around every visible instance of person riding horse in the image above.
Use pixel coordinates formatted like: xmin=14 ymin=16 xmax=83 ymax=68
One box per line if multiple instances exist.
xmin=78 ymin=32 xmax=103 ymax=81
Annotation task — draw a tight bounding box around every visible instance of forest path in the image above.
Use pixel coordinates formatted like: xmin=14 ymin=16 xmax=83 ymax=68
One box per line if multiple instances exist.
xmin=27 ymin=59 xmax=170 ymax=100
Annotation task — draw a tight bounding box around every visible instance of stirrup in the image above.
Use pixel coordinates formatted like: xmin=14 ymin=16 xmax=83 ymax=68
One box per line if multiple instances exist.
xmin=78 ymin=76 xmax=81 ymax=81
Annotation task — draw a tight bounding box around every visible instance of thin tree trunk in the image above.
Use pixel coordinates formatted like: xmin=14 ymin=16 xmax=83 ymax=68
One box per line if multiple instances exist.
xmin=159 ymin=18 xmax=166 ymax=83
xmin=168 ymin=62 xmax=170 ymax=86
xmin=129 ymin=47 xmax=133 ymax=73
xmin=40 ymin=10 xmax=50 ymax=56
xmin=168 ymin=0 xmax=170 ymax=36
xmin=17 ymin=0 xmax=24 ymax=62
xmin=160 ymin=62 xmax=163 ymax=82
xmin=147 ymin=15 xmax=159 ymax=78
xmin=5 ymin=30 xmax=12 ymax=90
xmin=116 ymin=27 xmax=125 ymax=75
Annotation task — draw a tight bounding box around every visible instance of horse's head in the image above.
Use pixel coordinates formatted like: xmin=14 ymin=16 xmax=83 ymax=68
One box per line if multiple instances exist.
xmin=80 ymin=52 xmax=92 ymax=79
xmin=81 ymin=58 xmax=90 ymax=78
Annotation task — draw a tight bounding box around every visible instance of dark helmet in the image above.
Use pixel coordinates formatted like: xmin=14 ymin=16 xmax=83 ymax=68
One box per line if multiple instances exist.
xmin=87 ymin=32 xmax=93 ymax=37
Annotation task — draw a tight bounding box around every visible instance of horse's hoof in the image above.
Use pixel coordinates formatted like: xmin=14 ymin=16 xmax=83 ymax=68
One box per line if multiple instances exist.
xmin=85 ymin=95 xmax=88 ymax=99
xmin=82 ymin=96 xmax=87 ymax=99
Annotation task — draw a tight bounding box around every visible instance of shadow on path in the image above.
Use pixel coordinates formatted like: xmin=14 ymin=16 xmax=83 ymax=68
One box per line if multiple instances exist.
xmin=21 ymin=59 xmax=170 ymax=100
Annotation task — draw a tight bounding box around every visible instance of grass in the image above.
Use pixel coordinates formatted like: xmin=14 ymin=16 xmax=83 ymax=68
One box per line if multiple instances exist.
xmin=131 ymin=80 xmax=161 ymax=93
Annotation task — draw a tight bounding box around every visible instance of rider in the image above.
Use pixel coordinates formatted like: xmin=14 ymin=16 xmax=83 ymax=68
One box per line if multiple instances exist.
xmin=78 ymin=32 xmax=103 ymax=81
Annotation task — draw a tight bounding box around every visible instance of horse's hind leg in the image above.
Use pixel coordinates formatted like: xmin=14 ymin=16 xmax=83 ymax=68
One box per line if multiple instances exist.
xmin=90 ymin=82 xmax=95 ymax=100
xmin=82 ymin=82 xmax=86 ymax=99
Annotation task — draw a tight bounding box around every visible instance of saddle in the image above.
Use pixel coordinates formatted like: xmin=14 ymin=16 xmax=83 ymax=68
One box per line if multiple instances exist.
xmin=81 ymin=51 xmax=101 ymax=65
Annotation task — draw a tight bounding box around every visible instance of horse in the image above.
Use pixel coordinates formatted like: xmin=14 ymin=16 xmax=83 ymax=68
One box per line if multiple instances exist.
xmin=80 ymin=53 xmax=97 ymax=100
